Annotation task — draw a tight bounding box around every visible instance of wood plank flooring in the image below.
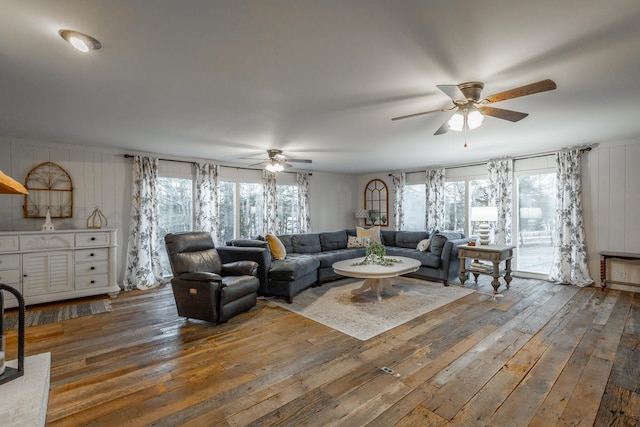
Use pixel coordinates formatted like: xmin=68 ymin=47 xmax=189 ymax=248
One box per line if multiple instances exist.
xmin=4 ymin=276 xmax=639 ymax=426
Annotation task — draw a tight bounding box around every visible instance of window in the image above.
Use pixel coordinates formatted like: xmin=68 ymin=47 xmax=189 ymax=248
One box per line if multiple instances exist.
xmin=157 ymin=176 xmax=193 ymax=276
xmin=444 ymin=181 xmax=465 ymax=232
xmin=469 ymin=179 xmax=490 ymax=236
xmin=404 ymin=183 xmax=425 ymax=231
xmin=238 ymin=183 xmax=263 ymax=239
xmin=218 ymin=181 xmax=235 ymax=244
xmin=276 ymin=184 xmax=300 ymax=234
xmin=516 ymin=172 xmax=556 ymax=274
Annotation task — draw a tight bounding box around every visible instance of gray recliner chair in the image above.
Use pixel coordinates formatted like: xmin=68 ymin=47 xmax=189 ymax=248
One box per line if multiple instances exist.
xmin=164 ymin=232 xmax=260 ymax=324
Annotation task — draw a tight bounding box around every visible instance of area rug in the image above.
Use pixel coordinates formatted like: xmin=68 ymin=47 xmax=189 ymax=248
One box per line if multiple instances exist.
xmin=270 ymin=277 xmax=474 ymax=340
xmin=3 ymin=299 xmax=113 ymax=329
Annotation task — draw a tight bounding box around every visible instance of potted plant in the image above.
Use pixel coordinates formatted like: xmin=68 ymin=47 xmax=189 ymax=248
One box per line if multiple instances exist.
xmin=353 ymin=242 xmax=402 ymax=266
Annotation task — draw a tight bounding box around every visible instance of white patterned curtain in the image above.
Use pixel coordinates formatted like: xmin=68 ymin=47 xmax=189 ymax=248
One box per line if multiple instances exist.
xmin=123 ymin=155 xmax=163 ymax=291
xmin=296 ymin=172 xmax=311 ymax=233
xmin=425 ymin=168 xmax=445 ymax=233
xmin=194 ymin=162 xmax=220 ymax=244
xmin=488 ymin=159 xmax=513 ymax=245
xmin=549 ymin=150 xmax=593 ymax=286
xmin=262 ymin=169 xmax=278 ymax=234
xmin=391 ymin=172 xmax=405 ymax=230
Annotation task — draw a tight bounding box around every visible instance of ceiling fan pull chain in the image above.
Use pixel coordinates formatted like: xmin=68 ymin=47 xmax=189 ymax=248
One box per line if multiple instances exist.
xmin=464 ymin=123 xmax=467 ymax=148
xmin=463 ymin=115 xmax=468 ymax=147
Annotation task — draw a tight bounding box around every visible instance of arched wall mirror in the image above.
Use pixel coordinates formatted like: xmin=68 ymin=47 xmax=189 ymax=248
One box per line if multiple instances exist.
xmin=23 ymin=161 xmax=73 ymax=218
xmin=364 ymin=178 xmax=388 ymax=227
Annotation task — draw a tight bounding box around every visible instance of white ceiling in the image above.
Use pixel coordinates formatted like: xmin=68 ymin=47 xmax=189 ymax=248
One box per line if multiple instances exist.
xmin=1 ymin=0 xmax=640 ymax=175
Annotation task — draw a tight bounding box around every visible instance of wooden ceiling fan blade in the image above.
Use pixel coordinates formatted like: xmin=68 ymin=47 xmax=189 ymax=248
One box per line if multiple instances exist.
xmin=391 ymin=106 xmax=453 ymax=121
xmin=437 ymin=84 xmax=466 ymax=102
xmin=479 ymin=106 xmax=529 ymax=122
xmin=483 ymin=79 xmax=557 ymax=104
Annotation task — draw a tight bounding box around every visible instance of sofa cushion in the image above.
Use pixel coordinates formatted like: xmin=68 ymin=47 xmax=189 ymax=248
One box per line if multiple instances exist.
xmin=315 ymin=249 xmax=366 ymax=268
xmin=345 ymin=228 xmax=357 ymax=237
xmin=380 ymin=230 xmax=396 ymax=247
xmin=430 ymin=234 xmax=448 ymax=256
xmin=277 ymin=234 xmax=293 ymax=254
xmin=226 ymin=239 xmax=269 ymax=249
xmin=269 ymin=255 xmax=320 ymax=281
xmin=357 ymin=226 xmax=381 ymax=244
xmin=319 ymin=230 xmax=348 ymax=251
xmin=385 ymin=247 xmax=440 ymax=268
xmin=395 ymin=231 xmax=429 ymax=249
xmin=291 ymin=233 xmax=322 ymax=253
xmin=266 ymin=234 xmax=286 ymax=260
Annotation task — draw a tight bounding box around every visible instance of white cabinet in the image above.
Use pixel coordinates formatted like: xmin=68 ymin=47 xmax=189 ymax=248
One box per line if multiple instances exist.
xmin=0 ymin=229 xmax=120 ymax=308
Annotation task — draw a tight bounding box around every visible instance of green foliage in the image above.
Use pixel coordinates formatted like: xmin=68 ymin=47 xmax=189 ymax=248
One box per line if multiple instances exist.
xmin=352 ymin=242 xmax=402 ymax=267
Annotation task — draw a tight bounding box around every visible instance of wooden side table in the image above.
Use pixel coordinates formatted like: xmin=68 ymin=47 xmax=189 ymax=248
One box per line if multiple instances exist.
xmin=458 ymin=244 xmax=515 ymax=293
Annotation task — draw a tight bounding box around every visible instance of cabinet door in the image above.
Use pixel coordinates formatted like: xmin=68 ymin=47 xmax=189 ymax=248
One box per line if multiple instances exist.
xmin=23 ymin=251 xmax=74 ymax=296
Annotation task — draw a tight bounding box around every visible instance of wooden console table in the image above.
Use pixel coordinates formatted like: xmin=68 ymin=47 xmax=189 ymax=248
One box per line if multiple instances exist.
xmin=599 ymin=251 xmax=640 ymax=290
xmin=458 ymin=244 xmax=515 ymax=294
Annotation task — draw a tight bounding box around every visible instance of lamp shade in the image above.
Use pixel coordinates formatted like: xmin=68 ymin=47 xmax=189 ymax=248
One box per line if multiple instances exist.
xmin=355 ymin=209 xmax=368 ymax=219
xmin=0 ymin=170 xmax=28 ymax=194
xmin=471 ymin=206 xmax=498 ymax=222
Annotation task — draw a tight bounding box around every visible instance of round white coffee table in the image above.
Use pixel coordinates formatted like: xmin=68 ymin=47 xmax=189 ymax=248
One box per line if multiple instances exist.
xmin=332 ymin=256 xmax=421 ymax=302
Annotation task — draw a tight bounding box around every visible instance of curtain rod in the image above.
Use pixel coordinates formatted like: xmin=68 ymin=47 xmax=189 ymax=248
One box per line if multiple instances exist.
xmin=123 ymin=154 xmax=312 ymax=175
xmin=388 ymin=145 xmax=594 ymax=176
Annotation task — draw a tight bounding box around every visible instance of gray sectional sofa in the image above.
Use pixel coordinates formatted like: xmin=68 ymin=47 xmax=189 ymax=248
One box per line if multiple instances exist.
xmin=217 ymin=229 xmax=469 ymax=303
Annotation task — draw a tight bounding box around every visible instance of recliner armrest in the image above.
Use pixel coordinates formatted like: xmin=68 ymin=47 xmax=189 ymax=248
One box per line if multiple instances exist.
xmin=174 ymin=272 xmax=222 ymax=282
xmin=222 ymin=261 xmax=259 ymax=277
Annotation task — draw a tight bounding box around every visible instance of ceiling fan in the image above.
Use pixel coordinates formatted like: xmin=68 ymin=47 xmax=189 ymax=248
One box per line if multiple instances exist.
xmin=391 ymin=79 xmax=557 ymax=137
xmin=245 ymin=149 xmax=312 ymax=172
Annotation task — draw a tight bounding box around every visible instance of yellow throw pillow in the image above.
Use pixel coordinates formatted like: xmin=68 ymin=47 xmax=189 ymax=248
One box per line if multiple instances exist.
xmin=265 ymin=233 xmax=287 ymax=260
xmin=356 ymin=226 xmax=381 ymax=245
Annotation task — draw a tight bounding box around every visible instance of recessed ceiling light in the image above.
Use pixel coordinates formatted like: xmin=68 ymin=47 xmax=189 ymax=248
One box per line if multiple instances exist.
xmin=59 ymin=29 xmax=101 ymax=52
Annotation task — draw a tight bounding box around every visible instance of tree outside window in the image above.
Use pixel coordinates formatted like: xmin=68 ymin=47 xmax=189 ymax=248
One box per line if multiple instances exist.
xmin=157 ymin=177 xmax=193 ymax=276
xmin=276 ymin=184 xmax=299 ymax=235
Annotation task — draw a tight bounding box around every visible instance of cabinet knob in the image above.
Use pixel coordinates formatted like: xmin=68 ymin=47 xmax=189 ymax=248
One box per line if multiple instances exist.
xmin=23 ymin=274 xmax=28 ymax=277
xmin=90 ymin=253 xmax=95 ymax=257
xmin=90 ymin=266 xmax=95 ymax=270
xmin=91 ymin=280 xmax=95 ymax=284
xmin=91 ymin=237 xmax=96 ymax=241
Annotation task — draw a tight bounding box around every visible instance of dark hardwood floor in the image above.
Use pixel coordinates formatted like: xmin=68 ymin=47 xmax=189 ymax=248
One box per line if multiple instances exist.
xmin=5 ymin=276 xmax=639 ymax=426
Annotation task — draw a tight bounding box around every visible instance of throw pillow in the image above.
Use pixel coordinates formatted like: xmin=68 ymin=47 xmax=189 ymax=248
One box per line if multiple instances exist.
xmin=265 ymin=233 xmax=287 ymax=260
xmin=417 ymin=239 xmax=431 ymax=252
xmin=347 ymin=235 xmax=370 ymax=248
xmin=356 ymin=226 xmax=381 ymax=244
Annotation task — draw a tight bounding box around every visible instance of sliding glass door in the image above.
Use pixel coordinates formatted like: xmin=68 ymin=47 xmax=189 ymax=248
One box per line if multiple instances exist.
xmin=516 ymin=172 xmax=556 ymax=274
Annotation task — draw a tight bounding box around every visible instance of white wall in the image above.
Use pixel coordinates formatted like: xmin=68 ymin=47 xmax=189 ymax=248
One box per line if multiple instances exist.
xmin=583 ymin=138 xmax=640 ymax=287
xmin=0 ymin=136 xmax=358 ymax=286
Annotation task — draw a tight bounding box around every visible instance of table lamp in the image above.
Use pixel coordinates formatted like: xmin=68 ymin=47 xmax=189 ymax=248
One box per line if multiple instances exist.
xmin=471 ymin=206 xmax=498 ymax=245
xmin=355 ymin=209 xmax=368 ymax=226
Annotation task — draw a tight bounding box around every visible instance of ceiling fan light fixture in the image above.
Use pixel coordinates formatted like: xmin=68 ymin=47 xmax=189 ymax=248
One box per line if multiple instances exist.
xmin=265 ymin=161 xmax=284 ymax=173
xmin=59 ymin=30 xmax=102 ymax=52
xmin=447 ymin=111 xmax=465 ymax=132
xmin=448 ymin=106 xmax=484 ymax=132
xmin=467 ymin=108 xmax=484 ymax=129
